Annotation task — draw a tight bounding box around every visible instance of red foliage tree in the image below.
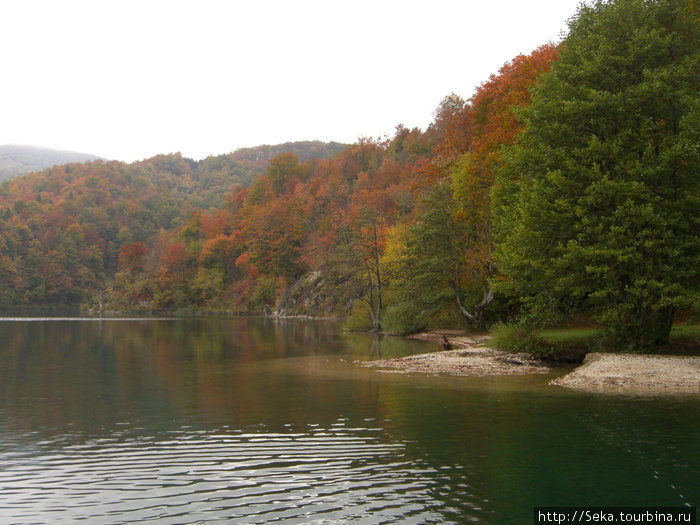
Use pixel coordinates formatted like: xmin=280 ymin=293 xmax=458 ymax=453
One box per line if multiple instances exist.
xmin=118 ymin=242 xmax=147 ymax=273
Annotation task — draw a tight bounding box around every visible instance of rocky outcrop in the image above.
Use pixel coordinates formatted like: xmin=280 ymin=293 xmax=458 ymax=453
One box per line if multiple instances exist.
xmin=269 ymin=270 xmax=354 ymax=318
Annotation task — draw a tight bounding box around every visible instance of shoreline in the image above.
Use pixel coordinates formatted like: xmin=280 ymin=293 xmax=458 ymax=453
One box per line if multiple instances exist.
xmin=360 ymin=330 xmax=700 ymax=394
xmin=550 ymin=352 xmax=700 ymax=394
xmin=360 ymin=331 xmax=551 ymax=377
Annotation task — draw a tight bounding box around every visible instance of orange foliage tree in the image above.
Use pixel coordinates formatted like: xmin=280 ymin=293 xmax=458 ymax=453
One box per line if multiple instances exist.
xmin=450 ymin=44 xmax=558 ymax=326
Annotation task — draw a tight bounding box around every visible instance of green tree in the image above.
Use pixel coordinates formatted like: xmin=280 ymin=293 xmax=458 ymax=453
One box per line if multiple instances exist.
xmin=493 ymin=0 xmax=699 ymax=350
xmin=384 ymin=182 xmax=493 ymax=332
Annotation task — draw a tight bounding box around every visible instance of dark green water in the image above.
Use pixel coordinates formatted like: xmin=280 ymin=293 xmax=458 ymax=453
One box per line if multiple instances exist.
xmin=0 ymin=317 xmax=697 ymax=524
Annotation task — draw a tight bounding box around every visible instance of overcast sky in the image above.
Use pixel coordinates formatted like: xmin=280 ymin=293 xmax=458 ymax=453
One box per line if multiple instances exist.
xmin=1 ymin=0 xmax=583 ymax=163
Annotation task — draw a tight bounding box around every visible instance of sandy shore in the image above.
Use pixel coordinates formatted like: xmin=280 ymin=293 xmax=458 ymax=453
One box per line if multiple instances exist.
xmin=359 ymin=331 xmax=551 ymax=376
xmin=550 ymin=352 xmax=700 ymax=394
xmin=358 ymin=331 xmax=700 ymax=394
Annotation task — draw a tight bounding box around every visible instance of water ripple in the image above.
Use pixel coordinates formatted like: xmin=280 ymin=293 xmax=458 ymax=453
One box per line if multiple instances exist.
xmin=0 ymin=421 xmax=455 ymax=524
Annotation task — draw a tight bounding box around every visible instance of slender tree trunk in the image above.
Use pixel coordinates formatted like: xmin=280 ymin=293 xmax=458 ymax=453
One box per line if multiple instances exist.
xmin=364 ymin=260 xmax=381 ymax=332
xmin=372 ymin=222 xmax=383 ymax=330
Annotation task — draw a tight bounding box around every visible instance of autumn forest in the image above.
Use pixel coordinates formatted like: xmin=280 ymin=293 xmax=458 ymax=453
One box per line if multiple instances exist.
xmin=1 ymin=0 xmax=697 ymax=351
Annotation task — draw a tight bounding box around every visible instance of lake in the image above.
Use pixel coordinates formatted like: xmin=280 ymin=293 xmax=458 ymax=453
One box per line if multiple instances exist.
xmin=0 ymin=317 xmax=697 ymax=523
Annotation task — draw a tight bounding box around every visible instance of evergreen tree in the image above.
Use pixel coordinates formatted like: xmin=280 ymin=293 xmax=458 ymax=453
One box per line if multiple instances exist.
xmin=493 ymin=0 xmax=699 ymax=350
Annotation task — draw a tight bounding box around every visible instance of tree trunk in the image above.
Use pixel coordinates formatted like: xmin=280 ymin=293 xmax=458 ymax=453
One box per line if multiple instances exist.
xmin=364 ymin=263 xmax=381 ymax=332
xmin=361 ymin=221 xmax=383 ymax=332
xmin=456 ymin=286 xmax=494 ymax=331
xmin=611 ymin=304 xmax=676 ymax=351
xmin=372 ymin=222 xmax=383 ymax=330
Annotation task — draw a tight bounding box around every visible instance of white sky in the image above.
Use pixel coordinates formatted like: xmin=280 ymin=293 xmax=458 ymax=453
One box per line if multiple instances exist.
xmin=0 ymin=0 xmax=582 ymax=163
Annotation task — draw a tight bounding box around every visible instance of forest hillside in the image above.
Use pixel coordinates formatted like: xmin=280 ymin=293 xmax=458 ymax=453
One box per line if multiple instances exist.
xmin=1 ymin=0 xmax=697 ymax=352
xmin=0 ymin=141 xmax=346 ymax=306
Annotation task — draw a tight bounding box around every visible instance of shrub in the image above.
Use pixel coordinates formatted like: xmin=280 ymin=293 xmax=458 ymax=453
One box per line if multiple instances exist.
xmin=382 ymin=301 xmax=430 ymax=335
xmin=489 ymin=323 xmax=555 ymax=357
xmin=343 ymin=301 xmax=374 ymax=331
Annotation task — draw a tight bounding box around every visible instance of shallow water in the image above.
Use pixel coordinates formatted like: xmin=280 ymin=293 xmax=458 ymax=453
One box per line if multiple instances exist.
xmin=0 ymin=317 xmax=697 ymax=523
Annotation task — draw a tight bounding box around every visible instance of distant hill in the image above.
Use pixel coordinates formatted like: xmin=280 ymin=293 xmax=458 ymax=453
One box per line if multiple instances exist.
xmin=229 ymin=141 xmax=349 ymax=164
xmin=0 ymin=145 xmax=102 ymax=182
xmin=191 ymin=141 xmax=349 ymax=208
xmin=0 ymin=142 xmax=348 ymax=186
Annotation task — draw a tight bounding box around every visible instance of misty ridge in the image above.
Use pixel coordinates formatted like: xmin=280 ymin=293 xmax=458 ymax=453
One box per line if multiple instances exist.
xmin=0 ymin=145 xmax=103 ymax=182
xmin=0 ymin=142 xmax=350 ymax=183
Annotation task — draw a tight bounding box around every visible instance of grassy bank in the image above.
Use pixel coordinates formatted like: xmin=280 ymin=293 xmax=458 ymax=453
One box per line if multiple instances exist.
xmin=489 ymin=324 xmax=700 ymax=362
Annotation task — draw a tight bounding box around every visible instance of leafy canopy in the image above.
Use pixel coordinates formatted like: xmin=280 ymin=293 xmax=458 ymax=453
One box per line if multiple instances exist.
xmin=493 ymin=0 xmax=700 ymax=350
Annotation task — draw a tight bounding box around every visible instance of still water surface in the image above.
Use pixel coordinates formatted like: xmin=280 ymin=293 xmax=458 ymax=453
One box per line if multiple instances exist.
xmin=0 ymin=317 xmax=697 ymax=523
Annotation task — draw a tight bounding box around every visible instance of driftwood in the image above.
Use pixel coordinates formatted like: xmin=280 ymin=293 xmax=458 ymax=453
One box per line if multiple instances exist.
xmin=440 ymin=335 xmax=453 ymax=350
